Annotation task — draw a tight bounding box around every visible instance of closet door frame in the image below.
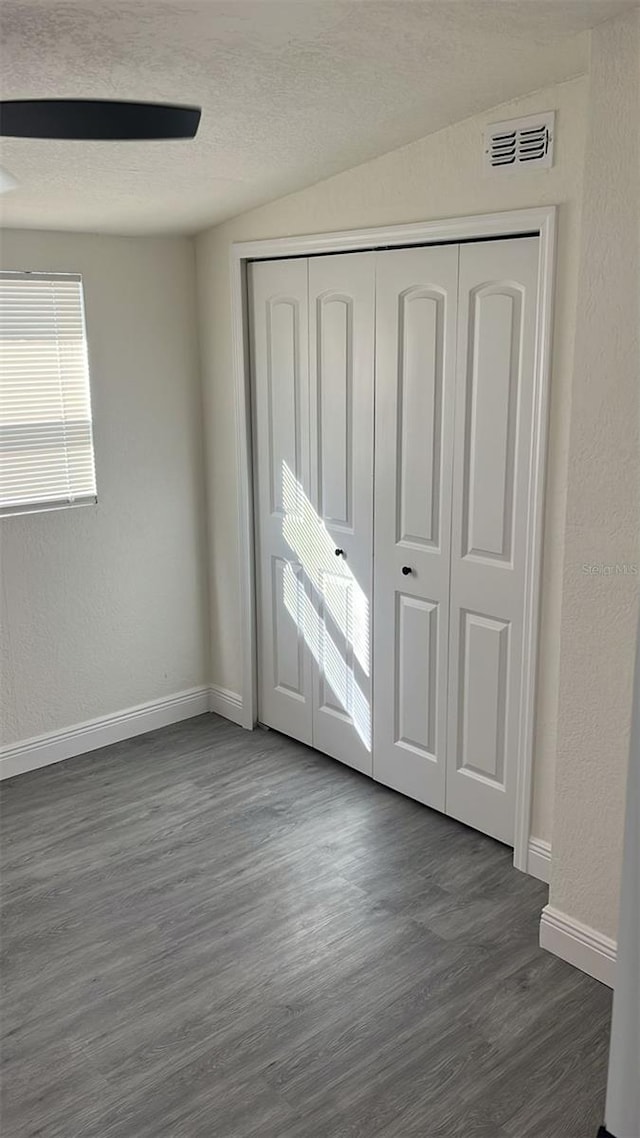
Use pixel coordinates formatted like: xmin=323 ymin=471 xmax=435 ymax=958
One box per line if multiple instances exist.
xmin=230 ymin=206 xmax=557 ymax=877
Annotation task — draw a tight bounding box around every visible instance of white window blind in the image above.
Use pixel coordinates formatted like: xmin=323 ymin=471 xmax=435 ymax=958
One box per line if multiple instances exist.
xmin=0 ymin=271 xmax=97 ymax=516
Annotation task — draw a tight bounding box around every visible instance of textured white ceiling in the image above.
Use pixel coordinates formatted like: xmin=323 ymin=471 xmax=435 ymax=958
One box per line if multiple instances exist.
xmin=0 ymin=0 xmax=635 ymax=235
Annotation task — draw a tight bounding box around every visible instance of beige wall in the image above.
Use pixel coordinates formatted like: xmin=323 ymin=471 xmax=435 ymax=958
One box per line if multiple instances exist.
xmin=549 ymin=10 xmax=640 ymax=939
xmin=0 ymin=231 xmax=209 ymax=744
xmin=196 ymin=75 xmax=589 ymax=845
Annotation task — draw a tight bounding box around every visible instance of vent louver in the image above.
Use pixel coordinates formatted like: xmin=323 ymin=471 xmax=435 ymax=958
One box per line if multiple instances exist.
xmin=484 ymin=112 xmax=554 ymax=175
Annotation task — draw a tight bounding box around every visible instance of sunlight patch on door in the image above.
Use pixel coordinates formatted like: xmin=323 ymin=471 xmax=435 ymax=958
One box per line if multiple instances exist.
xmin=281 ymin=460 xmax=371 ymax=750
xmin=281 ymin=461 xmax=369 ymax=674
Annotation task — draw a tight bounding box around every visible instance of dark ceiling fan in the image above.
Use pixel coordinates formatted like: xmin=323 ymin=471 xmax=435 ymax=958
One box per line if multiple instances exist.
xmin=0 ymin=99 xmax=201 ymax=140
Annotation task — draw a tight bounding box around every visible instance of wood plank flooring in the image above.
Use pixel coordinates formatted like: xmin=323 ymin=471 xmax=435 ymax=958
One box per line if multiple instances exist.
xmin=1 ymin=714 xmax=612 ymax=1137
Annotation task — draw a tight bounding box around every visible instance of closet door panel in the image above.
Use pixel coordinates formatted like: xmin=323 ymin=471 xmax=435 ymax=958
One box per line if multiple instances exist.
xmin=309 ymin=252 xmax=375 ymax=774
xmin=250 ymin=259 xmax=313 ymax=744
xmin=373 ymin=245 xmax=459 ymax=808
xmin=397 ymin=289 xmax=445 ymax=548
xmin=395 ymin=592 xmax=438 ymax=757
xmin=447 ymin=237 xmax=539 ymax=844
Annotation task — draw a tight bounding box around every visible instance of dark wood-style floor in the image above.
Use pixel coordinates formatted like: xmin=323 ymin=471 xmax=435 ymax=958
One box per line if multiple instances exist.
xmin=1 ymin=714 xmax=611 ymax=1138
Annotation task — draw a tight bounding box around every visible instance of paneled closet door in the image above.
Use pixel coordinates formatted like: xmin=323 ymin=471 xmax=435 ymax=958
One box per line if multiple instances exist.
xmin=372 ymin=245 xmax=459 ymax=807
xmin=308 ymin=253 xmax=375 ymax=775
xmin=446 ymin=237 xmax=539 ymax=845
xmin=250 ymin=258 xmax=313 ymax=745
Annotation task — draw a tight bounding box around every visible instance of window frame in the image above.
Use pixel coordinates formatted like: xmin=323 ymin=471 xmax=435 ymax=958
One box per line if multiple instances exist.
xmin=0 ymin=269 xmax=98 ymax=518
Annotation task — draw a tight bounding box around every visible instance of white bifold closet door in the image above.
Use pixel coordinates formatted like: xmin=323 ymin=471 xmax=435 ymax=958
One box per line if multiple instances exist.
xmin=308 ymin=254 xmax=375 ymax=772
xmin=251 ymin=235 xmax=540 ymax=848
xmin=250 ymin=257 xmax=313 ymax=747
xmin=372 ymin=245 xmax=459 ymax=811
xmin=372 ymin=235 xmax=539 ymax=845
xmin=445 ymin=237 xmax=539 ymax=844
xmin=250 ymin=253 xmax=375 ymax=775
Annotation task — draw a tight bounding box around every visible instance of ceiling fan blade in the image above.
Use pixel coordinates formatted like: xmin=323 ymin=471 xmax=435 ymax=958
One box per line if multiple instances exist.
xmin=0 ymin=100 xmax=201 ymax=140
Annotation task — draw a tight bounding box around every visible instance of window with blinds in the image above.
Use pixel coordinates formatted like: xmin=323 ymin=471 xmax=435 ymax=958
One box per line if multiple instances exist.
xmin=0 ymin=271 xmax=97 ymax=516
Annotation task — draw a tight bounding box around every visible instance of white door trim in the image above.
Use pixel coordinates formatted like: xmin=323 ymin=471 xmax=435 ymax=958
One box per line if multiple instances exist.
xmin=230 ymin=206 xmax=557 ymax=874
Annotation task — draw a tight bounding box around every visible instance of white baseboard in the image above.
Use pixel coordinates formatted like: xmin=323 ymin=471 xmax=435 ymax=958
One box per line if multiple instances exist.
xmin=0 ymin=686 xmax=211 ymax=780
xmin=527 ymin=837 xmax=551 ymax=883
xmin=208 ymin=684 xmax=245 ymax=726
xmin=539 ymin=904 xmax=617 ymax=988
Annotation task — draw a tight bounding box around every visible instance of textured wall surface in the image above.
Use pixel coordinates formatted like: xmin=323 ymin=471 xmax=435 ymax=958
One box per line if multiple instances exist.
xmin=549 ymin=10 xmax=640 ymax=939
xmin=0 ymin=231 xmax=209 ymax=744
xmin=605 ymin=625 xmax=639 ymax=1138
xmin=196 ymin=76 xmax=590 ymax=845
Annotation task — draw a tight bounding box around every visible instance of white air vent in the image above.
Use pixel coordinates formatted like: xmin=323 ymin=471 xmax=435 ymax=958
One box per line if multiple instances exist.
xmin=484 ymin=111 xmax=554 ymax=175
